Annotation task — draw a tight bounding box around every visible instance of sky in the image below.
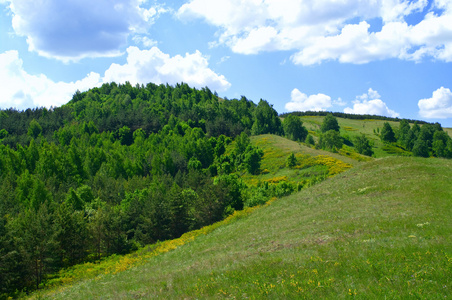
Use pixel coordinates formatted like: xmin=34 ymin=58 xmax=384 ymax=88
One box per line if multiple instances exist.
xmin=1 ymin=0 xmax=452 ymax=127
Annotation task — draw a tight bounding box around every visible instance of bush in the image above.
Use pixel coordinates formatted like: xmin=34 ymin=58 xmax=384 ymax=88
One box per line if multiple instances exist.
xmin=318 ymin=130 xmax=343 ymax=151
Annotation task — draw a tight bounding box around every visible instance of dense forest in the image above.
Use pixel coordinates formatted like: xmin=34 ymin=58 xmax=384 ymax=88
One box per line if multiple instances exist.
xmin=1 ymin=82 xmax=451 ymax=298
xmin=0 ymin=82 xmax=296 ymax=298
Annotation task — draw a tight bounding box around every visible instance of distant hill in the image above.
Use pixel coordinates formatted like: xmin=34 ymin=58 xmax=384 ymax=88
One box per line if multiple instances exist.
xmin=280 ymin=110 xmax=433 ymax=125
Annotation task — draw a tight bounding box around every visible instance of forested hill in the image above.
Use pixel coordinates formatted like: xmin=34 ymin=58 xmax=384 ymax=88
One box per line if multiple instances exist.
xmin=0 ymin=82 xmax=286 ymax=297
xmin=0 ymin=82 xmax=260 ymax=147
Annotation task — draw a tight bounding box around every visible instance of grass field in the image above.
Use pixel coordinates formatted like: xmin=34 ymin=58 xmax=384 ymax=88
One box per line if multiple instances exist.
xmin=33 ymin=154 xmax=452 ymax=299
xmin=299 ymin=115 xmax=452 ymax=158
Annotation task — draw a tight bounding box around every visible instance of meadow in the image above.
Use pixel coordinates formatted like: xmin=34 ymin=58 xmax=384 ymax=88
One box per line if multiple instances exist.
xmin=32 ymin=148 xmax=451 ymax=299
xmin=299 ymin=116 xmax=421 ymax=158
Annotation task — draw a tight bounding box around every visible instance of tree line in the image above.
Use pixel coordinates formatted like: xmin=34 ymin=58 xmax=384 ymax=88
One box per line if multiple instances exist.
xmin=280 ymin=111 xmax=431 ymax=125
xmin=379 ymin=120 xmax=452 ymax=158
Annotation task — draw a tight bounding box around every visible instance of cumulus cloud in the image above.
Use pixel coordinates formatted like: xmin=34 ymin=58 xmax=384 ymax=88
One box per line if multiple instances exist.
xmin=0 ymin=51 xmax=101 ymax=109
xmin=418 ymin=87 xmax=452 ymax=118
xmin=344 ymin=88 xmax=399 ymax=117
xmin=3 ymin=0 xmax=166 ymax=61
xmin=285 ymin=89 xmax=333 ymax=111
xmin=0 ymin=48 xmax=230 ymax=109
xmin=178 ymin=0 xmax=452 ymax=64
xmin=103 ymin=47 xmax=231 ymax=92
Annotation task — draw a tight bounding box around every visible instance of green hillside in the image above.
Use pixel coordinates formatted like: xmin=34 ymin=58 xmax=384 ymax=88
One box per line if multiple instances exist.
xmin=33 ymin=148 xmax=451 ymax=299
xmin=1 ymin=82 xmax=450 ymax=299
xmin=298 ymin=115 xmax=452 ymax=158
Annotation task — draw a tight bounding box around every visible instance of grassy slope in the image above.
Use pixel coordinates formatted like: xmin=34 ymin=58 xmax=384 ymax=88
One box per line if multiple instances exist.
xmin=240 ymin=134 xmax=360 ymax=187
xmin=299 ymin=115 xmax=452 ymax=158
xmin=36 ymin=154 xmax=452 ymax=299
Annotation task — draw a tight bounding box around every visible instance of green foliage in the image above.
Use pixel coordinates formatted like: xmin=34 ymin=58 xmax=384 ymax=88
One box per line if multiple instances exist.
xmin=320 ymin=114 xmax=340 ymax=133
xmin=353 ymin=134 xmax=374 ymax=156
xmin=396 ymin=119 xmax=410 ymax=141
xmin=27 ymin=119 xmax=42 ymax=139
xmin=251 ymin=99 xmax=282 ymax=135
xmin=118 ymin=125 xmax=133 ymax=146
xmin=412 ymin=138 xmax=430 ymax=157
xmin=286 ymin=152 xmax=297 ymax=168
xmin=244 ymin=146 xmax=264 ymax=175
xmin=234 ymin=131 xmax=250 ymax=155
xmin=380 ymin=122 xmax=396 ymax=143
xmin=305 ymin=134 xmax=315 ymax=145
xmin=0 ymin=128 xmax=8 ymax=139
xmin=318 ymin=130 xmax=343 ymax=151
xmin=283 ymin=114 xmax=308 ymax=142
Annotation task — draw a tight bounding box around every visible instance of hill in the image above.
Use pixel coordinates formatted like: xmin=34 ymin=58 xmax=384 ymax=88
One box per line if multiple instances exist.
xmin=297 ymin=115 xmax=452 ymax=158
xmin=1 ymin=82 xmax=450 ymax=298
xmin=34 ymin=155 xmax=452 ymax=299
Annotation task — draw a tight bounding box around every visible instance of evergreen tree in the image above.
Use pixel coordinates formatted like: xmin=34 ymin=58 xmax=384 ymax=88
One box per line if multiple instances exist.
xmin=412 ymin=138 xmax=429 ymax=157
xmin=286 ymin=152 xmax=297 ymax=168
xmin=380 ymin=122 xmax=396 ymax=143
xmin=396 ymin=119 xmax=410 ymax=142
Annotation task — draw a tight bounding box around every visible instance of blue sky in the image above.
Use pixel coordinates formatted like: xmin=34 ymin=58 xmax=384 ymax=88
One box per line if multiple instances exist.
xmin=1 ymin=0 xmax=452 ymax=126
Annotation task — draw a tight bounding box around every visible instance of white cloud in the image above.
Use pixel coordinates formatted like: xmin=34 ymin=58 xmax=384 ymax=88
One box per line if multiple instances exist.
xmin=103 ymin=46 xmax=231 ymax=92
xmin=132 ymin=35 xmax=158 ymax=48
xmin=344 ymin=88 xmax=399 ymax=117
xmin=418 ymin=87 xmax=452 ymax=118
xmin=3 ymin=0 xmax=166 ymax=61
xmin=178 ymin=0 xmax=452 ymax=64
xmin=0 ymin=48 xmax=231 ymax=109
xmin=0 ymin=51 xmax=101 ymax=109
xmin=285 ymin=88 xmax=333 ymax=111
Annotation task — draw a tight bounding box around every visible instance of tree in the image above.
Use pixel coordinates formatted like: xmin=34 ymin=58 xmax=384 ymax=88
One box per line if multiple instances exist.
xmin=432 ymin=131 xmax=452 ymax=158
xmin=320 ymin=114 xmax=340 ymax=133
xmin=418 ymin=124 xmax=435 ymax=148
xmin=119 ymin=125 xmax=133 ymax=146
xmin=0 ymin=128 xmax=8 ymax=139
xmin=251 ymin=99 xmax=282 ymax=135
xmin=9 ymin=203 xmax=59 ymax=290
xmin=305 ymin=134 xmax=315 ymax=145
xmin=0 ymin=215 xmax=25 ymax=296
xmin=234 ymin=132 xmax=250 ymax=159
xmin=286 ymin=152 xmax=297 ymax=168
xmin=243 ymin=146 xmax=264 ymax=175
xmin=28 ymin=119 xmax=42 ymax=139
xmin=55 ymin=202 xmax=89 ymax=266
xmin=412 ymin=138 xmax=429 ymax=157
xmin=318 ymin=130 xmax=343 ymax=151
xmin=354 ymin=134 xmax=374 ymax=156
xmin=380 ymin=122 xmax=396 ymax=143
xmin=283 ymin=115 xmax=308 ymax=142
xmin=396 ymin=119 xmax=410 ymax=142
